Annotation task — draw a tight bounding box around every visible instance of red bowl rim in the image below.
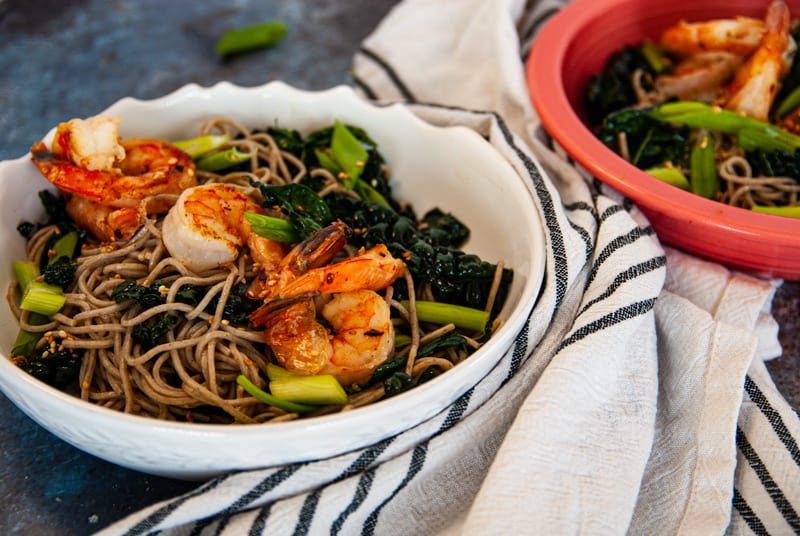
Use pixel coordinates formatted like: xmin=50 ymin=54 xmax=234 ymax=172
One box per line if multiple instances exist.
xmin=526 ymin=0 xmax=800 ymax=277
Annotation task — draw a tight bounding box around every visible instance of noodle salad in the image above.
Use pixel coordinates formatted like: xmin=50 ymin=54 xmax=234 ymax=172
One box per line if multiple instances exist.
xmin=585 ymin=0 xmax=800 ymax=217
xmin=7 ymin=116 xmax=512 ymax=424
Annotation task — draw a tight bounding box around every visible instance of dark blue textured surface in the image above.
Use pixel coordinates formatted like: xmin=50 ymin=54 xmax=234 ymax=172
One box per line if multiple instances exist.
xmin=0 ymin=1 xmax=396 ymax=533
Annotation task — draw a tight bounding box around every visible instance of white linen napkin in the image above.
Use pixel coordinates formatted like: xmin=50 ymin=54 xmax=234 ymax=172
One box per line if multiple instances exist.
xmin=100 ymin=0 xmax=800 ymax=534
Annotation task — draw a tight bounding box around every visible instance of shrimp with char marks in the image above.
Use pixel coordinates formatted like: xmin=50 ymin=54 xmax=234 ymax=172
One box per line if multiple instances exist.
xmin=30 ymin=115 xmax=197 ymax=242
xmin=161 ymin=183 xmax=288 ymax=274
xmin=248 ymin=225 xmax=406 ymax=386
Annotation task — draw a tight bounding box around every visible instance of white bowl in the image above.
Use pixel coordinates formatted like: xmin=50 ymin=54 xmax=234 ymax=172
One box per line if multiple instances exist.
xmin=0 ymin=82 xmax=545 ymax=479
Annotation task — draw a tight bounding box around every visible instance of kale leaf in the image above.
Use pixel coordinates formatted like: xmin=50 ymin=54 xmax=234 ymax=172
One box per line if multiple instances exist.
xmin=596 ymin=108 xmax=690 ymax=170
xmin=585 ymin=46 xmax=657 ymax=126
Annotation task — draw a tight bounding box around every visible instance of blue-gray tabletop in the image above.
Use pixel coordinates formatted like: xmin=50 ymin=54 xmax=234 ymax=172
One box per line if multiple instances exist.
xmin=1 ymin=1 xmax=798 ymax=534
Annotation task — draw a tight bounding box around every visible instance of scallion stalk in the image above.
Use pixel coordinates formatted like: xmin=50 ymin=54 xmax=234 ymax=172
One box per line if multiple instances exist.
xmin=401 ymin=300 xmax=490 ymax=332
xmin=777 ymin=86 xmax=800 ymax=118
xmin=265 ymin=362 xmax=301 ymax=381
xmin=689 ymin=134 xmax=717 ymax=199
xmin=330 ymin=120 xmax=368 ymax=188
xmin=243 ymin=212 xmax=300 ymax=243
xmin=216 ymin=21 xmax=288 ymax=57
xmin=236 ymin=375 xmax=317 ymax=413
xmin=751 ymin=205 xmax=800 ymax=218
xmin=196 ymin=148 xmax=250 ymax=172
xmin=48 ymin=231 xmax=78 ymax=264
xmin=645 ymin=166 xmax=691 ymax=190
xmin=649 ymin=101 xmax=800 ymax=153
xmin=269 ymin=375 xmax=348 ymax=406
xmin=13 ymin=261 xmax=39 ymax=293
xmin=20 ymin=281 xmax=66 ymax=316
xmin=173 ymin=134 xmax=231 ymax=159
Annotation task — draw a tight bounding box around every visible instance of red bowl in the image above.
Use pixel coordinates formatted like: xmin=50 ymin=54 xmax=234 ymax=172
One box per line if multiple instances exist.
xmin=527 ymin=0 xmax=800 ymax=280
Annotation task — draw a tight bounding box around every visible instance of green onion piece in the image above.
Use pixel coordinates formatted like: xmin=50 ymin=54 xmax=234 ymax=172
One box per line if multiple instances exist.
xmin=236 ymin=375 xmax=317 ymax=413
xmin=216 ymin=21 xmax=288 ymax=57
xmin=401 ymin=300 xmax=490 ymax=332
xmin=689 ymin=134 xmax=717 ymax=198
xmin=196 ymin=148 xmax=250 ymax=172
xmin=777 ymin=86 xmax=800 ymax=118
xmin=20 ymin=281 xmax=65 ymax=316
xmin=48 ymin=231 xmax=78 ymax=264
xmin=269 ymin=375 xmax=348 ymax=406
xmin=314 ymin=148 xmax=341 ymax=175
xmin=353 ymin=179 xmax=390 ymax=207
xmin=330 ymin=120 xmax=368 ymax=188
xmin=394 ymin=333 xmax=412 ymax=347
xmin=173 ymin=134 xmax=231 ymax=159
xmin=13 ymin=260 xmax=39 ymax=293
xmin=645 ymin=166 xmax=691 ymax=190
xmin=751 ymin=205 xmax=800 ymax=218
xmin=265 ymin=362 xmax=301 ymax=381
xmin=649 ymin=101 xmax=800 ymax=153
xmin=244 ymin=212 xmax=299 ymax=243
xmin=11 ymin=329 xmax=41 ymax=359
xmin=640 ymin=41 xmax=671 ymax=74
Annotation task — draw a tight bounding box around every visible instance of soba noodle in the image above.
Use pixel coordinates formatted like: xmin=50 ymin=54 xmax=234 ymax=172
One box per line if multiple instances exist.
xmin=9 ymin=118 xmax=505 ymax=424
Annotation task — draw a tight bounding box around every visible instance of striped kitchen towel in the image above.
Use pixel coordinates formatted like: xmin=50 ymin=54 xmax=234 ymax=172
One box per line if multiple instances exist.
xmin=100 ymin=0 xmax=798 ymax=534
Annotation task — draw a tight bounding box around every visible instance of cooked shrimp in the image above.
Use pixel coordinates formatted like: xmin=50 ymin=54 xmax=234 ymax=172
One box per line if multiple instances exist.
xmin=30 ymin=115 xmax=197 ymax=242
xmin=724 ymin=0 xmax=795 ymax=121
xmin=162 ymin=183 xmax=288 ymax=274
xmin=255 ymin=290 xmax=395 ymax=386
xmin=654 ymin=51 xmax=745 ymax=102
xmin=248 ymin=220 xmax=353 ymax=301
xmin=269 ymin=243 xmax=406 ymax=299
xmin=660 ymin=16 xmax=765 ymax=58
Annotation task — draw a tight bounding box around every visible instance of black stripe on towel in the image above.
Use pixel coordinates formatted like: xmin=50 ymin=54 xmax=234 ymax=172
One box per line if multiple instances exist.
xmin=123 ymin=475 xmax=232 ymax=536
xmin=292 ymin=437 xmax=396 ymax=535
xmin=491 ymin=113 xmax=570 ymax=310
xmin=737 ymin=426 xmax=800 ymax=532
xmin=556 ymin=298 xmax=657 ymax=352
xmin=248 ymin=503 xmax=272 ymax=536
xmin=356 ymin=46 xmax=417 ymax=102
xmin=359 ymin=390 xmax=474 ymax=534
xmin=506 ymin=314 xmax=533 ymax=381
xmin=577 ymin=256 xmax=666 ymax=317
xmin=587 ymin=226 xmax=656 ymax=288
xmin=744 ymin=376 xmax=800 ymax=467
xmin=733 ymin=488 xmax=771 ymax=536
xmin=361 ymin=444 xmax=428 ymax=536
xmin=350 ymin=72 xmax=379 ymax=100
xmin=188 ymin=465 xmax=307 ymax=535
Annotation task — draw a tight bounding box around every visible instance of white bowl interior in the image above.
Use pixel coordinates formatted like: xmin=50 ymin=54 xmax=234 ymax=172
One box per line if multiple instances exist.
xmin=0 ymin=82 xmax=545 ymax=479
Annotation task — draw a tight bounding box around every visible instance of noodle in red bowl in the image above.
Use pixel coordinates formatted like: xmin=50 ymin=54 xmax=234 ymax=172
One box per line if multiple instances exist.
xmin=0 ymin=82 xmax=544 ymax=479
xmin=527 ymin=0 xmax=800 ymax=279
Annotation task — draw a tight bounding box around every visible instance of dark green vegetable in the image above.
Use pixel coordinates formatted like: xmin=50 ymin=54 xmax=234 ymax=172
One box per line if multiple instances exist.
xmin=689 ymin=134 xmax=718 ymax=199
xmin=596 ymin=108 xmax=690 ymax=170
xmin=747 ymin=148 xmax=800 ymax=178
xmin=133 ymin=315 xmax=177 ymax=350
xmin=585 ymin=45 xmax=659 ymax=126
xmin=250 ymin=182 xmax=331 ymax=240
xmin=16 ymin=346 xmax=81 ymax=388
xmin=43 ymin=256 xmax=77 ymax=287
xmin=216 ymin=21 xmax=288 ymax=58
xmin=383 ymin=372 xmax=413 ymax=397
